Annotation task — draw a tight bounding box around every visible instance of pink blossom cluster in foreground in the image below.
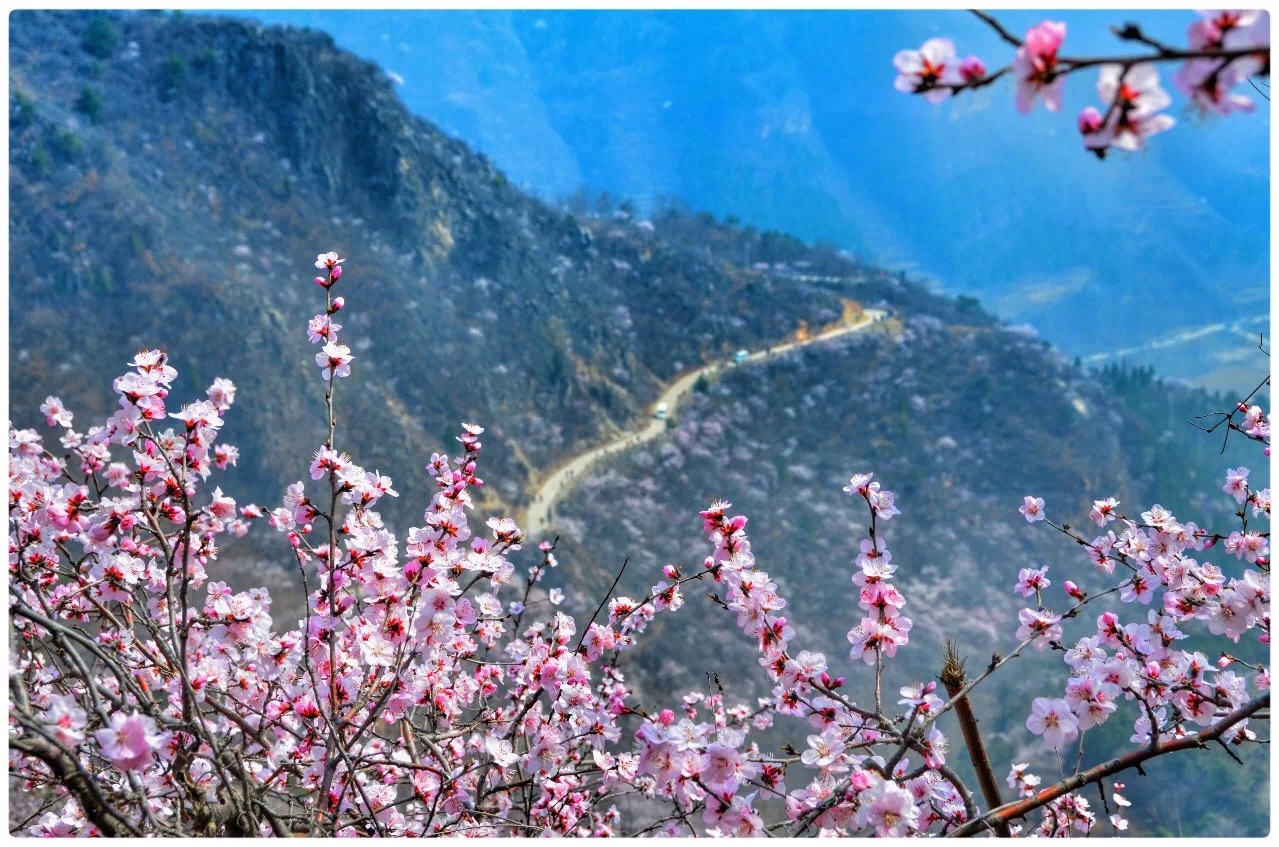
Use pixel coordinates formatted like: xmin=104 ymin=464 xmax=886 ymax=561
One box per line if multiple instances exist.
xmin=8 ymin=250 xmax=1270 ymax=836
xmin=894 ymin=10 xmax=1269 ymax=157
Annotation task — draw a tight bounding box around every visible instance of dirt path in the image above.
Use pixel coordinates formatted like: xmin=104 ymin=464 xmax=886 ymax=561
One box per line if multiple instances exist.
xmin=523 ymin=309 xmax=887 ymax=538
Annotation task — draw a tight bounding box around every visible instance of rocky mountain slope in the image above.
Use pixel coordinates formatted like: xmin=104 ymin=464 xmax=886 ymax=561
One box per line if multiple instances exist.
xmin=232 ymin=9 xmax=1270 ymax=389
xmin=8 ymin=11 xmax=1268 ymax=835
xmin=11 ymin=9 xmax=859 ymax=526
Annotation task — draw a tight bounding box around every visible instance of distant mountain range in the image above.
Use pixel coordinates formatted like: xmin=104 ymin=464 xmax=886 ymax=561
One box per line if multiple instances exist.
xmin=228 ymin=9 xmax=1270 ymax=388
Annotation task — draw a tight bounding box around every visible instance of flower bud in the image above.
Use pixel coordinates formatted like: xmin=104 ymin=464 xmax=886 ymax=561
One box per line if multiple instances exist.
xmin=330 ymin=264 xmax=343 ymax=281
xmin=1078 ymin=106 xmax=1103 ymax=135
xmin=315 ymin=276 xmax=329 ymax=288
xmin=330 ymin=297 xmax=345 ymax=313
xmin=1064 ymin=580 xmax=1085 ymax=600
xmin=959 ymin=55 xmax=986 ymax=83
xmin=657 ymin=709 xmax=675 ymax=726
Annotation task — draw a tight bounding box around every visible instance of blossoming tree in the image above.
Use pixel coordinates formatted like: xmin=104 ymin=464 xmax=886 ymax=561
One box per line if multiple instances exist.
xmin=8 ymin=243 xmax=1270 ymax=836
xmin=893 ymin=9 xmax=1269 ymax=157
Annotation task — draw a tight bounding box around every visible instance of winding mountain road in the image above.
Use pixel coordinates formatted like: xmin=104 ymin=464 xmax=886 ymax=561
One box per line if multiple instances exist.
xmin=524 ymin=308 xmax=887 ymax=537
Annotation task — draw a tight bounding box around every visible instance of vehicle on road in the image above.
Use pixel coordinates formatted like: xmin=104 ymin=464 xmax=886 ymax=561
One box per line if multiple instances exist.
xmin=654 ymin=402 xmax=668 ymax=420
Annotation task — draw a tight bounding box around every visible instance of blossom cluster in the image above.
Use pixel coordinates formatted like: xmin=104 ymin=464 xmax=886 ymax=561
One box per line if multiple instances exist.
xmin=8 ymin=248 xmax=1268 ymax=837
xmin=1009 ymin=454 xmax=1269 ymax=833
xmin=894 ymin=10 xmax=1270 ymax=157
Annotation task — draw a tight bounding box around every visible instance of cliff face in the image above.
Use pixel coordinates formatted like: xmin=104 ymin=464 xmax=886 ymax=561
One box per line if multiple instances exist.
xmin=9 ymin=10 xmax=858 ymax=524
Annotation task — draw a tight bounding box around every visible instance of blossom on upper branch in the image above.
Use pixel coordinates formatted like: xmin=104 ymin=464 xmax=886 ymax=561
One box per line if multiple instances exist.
xmin=1175 ymin=58 xmax=1259 ymax=116
xmin=1012 ymin=21 xmax=1067 ymax=113
xmin=1188 ymin=9 xmax=1266 ymax=51
xmin=893 ymin=38 xmax=962 ymax=103
xmin=1094 ymin=63 xmax=1176 ymax=151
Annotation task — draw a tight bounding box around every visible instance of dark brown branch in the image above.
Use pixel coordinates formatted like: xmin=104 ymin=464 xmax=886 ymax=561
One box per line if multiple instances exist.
xmin=574 ymin=556 xmax=629 ymax=652
xmin=9 ymin=734 xmax=140 ymax=837
xmin=971 ymin=9 xmax=1022 ymax=48
xmin=948 ymin=693 xmax=1270 ymax=837
xmin=940 ymin=641 xmax=1012 ymax=838
xmin=1110 ymin=22 xmax=1177 ymax=55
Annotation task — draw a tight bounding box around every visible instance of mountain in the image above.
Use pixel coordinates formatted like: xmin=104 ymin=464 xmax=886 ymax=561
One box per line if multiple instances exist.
xmin=7 ymin=11 xmax=1268 ymax=835
xmin=224 ymin=9 xmax=1269 ymax=389
xmin=10 ymin=9 xmax=866 ymax=526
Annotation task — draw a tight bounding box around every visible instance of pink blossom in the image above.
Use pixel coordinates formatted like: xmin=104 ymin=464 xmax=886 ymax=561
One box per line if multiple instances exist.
xmin=855 ymin=777 xmax=920 ymax=836
xmin=1093 ymin=64 xmax=1175 ymax=151
xmin=1014 ymin=565 xmax=1051 ymax=597
xmin=1223 ymin=466 xmax=1251 ymax=503
xmin=1016 ymin=607 xmax=1063 ymax=647
xmin=205 ymin=377 xmax=237 ymax=411
xmin=1012 ymin=21 xmax=1067 ymax=113
xmin=843 ymin=472 xmax=874 ymax=496
xmin=1026 ymin=697 xmax=1079 ymax=748
xmin=93 ymin=712 xmax=165 ymax=771
xmin=314 ymin=251 xmax=344 ymax=270
xmin=893 ymin=38 xmax=961 ymax=104
xmin=306 ymin=314 xmax=342 ymax=344
xmin=1175 ymin=58 xmax=1258 ymax=116
xmin=315 ymin=341 xmax=353 ymax=380
xmin=39 ymin=396 xmax=74 ymax=428
xmin=1089 ymin=497 xmax=1120 ymax=526
xmin=1077 ymin=106 xmax=1110 ymax=151
xmin=1019 ymin=495 xmax=1046 ymax=522
xmin=1188 ymin=9 xmax=1264 ymax=50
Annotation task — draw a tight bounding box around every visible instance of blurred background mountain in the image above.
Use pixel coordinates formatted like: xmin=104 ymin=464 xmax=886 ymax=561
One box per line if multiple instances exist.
xmin=233 ymin=9 xmax=1270 ymax=390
